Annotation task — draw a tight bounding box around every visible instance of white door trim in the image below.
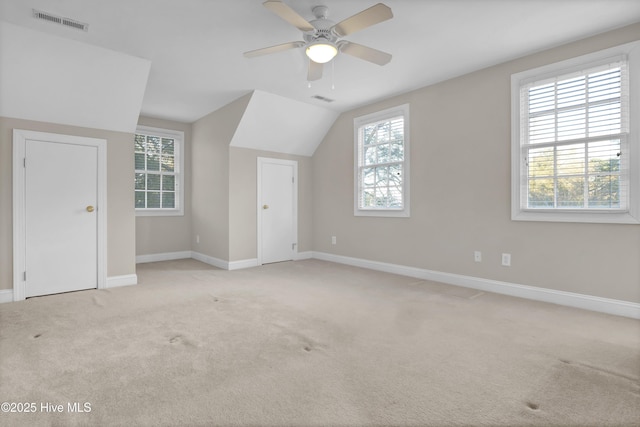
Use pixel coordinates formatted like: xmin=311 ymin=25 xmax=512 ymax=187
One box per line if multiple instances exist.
xmin=12 ymin=129 xmax=107 ymax=301
xmin=256 ymin=157 xmax=298 ymax=266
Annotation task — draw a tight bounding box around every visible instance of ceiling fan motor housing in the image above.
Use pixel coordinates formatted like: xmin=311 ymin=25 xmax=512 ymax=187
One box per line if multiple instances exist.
xmin=305 ymin=11 xmax=338 ymax=46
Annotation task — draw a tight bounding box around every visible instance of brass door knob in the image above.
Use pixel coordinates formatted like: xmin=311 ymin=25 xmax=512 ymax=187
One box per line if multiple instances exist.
xmin=86 ymin=206 xmax=95 ymax=213
xmin=263 ymin=204 xmax=269 ymax=209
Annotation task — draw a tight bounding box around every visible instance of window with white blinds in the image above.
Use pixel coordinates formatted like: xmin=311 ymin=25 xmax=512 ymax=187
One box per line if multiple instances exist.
xmin=354 ymin=104 xmax=410 ymax=217
xmin=134 ymin=126 xmax=184 ymax=216
xmin=523 ymin=61 xmax=627 ymax=210
xmin=511 ymin=41 xmax=640 ymax=224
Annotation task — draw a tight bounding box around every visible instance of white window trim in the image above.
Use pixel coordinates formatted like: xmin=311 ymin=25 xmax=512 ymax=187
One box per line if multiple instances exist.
xmin=354 ymin=104 xmax=410 ymax=217
xmin=135 ymin=125 xmax=185 ymax=217
xmin=511 ymin=40 xmax=640 ymax=224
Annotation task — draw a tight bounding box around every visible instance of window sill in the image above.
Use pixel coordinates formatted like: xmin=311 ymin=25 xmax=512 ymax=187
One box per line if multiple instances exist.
xmin=355 ymin=208 xmax=410 ymax=218
xmin=135 ymin=208 xmax=184 ymax=217
xmin=512 ymin=209 xmax=640 ymax=224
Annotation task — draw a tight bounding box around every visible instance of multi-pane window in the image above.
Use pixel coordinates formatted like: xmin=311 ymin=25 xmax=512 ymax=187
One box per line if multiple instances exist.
xmin=355 ymin=104 xmax=410 ymax=217
xmin=511 ymin=41 xmax=640 ymax=224
xmin=134 ymin=126 xmax=184 ymax=216
xmin=523 ymin=63 xmax=626 ymax=209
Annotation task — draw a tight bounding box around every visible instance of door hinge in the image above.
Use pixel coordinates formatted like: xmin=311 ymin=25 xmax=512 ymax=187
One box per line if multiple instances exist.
xmin=292 ymin=176 xmax=294 ymax=184
xmin=23 ymin=271 xmax=26 ymax=281
xmin=23 ymin=158 xmax=26 ymax=168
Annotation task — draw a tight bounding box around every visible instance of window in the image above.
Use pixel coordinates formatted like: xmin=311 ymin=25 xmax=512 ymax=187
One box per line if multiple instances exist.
xmin=134 ymin=126 xmax=184 ymax=216
xmin=511 ymin=41 xmax=640 ymax=224
xmin=354 ymin=104 xmax=410 ymax=217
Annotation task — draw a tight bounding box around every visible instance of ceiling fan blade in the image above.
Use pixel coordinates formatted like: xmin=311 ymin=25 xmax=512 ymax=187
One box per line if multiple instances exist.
xmin=307 ymin=60 xmax=323 ymax=81
xmin=263 ymin=0 xmax=315 ymax=32
xmin=332 ymin=3 xmax=393 ymax=37
xmin=339 ymin=41 xmax=392 ymax=65
xmin=243 ymin=41 xmax=304 ymax=58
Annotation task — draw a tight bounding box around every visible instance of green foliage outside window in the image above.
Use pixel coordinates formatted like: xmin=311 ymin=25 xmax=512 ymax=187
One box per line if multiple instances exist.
xmin=134 ymin=133 xmax=176 ymax=209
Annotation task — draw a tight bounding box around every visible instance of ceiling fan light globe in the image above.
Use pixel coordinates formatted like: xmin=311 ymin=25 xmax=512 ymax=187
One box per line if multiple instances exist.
xmin=306 ymin=42 xmax=337 ymax=64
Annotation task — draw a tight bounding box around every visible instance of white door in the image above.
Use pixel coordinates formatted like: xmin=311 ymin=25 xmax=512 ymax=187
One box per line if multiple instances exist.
xmin=258 ymin=158 xmax=297 ymax=264
xmin=21 ymin=136 xmax=101 ymax=297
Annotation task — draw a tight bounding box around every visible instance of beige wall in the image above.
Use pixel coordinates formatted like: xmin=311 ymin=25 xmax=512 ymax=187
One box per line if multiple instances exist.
xmin=191 ymin=94 xmax=251 ymax=261
xmin=5 ymin=25 xmax=637 ymax=306
xmin=0 ymin=117 xmax=136 ymax=290
xmin=312 ymin=23 xmax=640 ymax=303
xmin=135 ymin=116 xmax=193 ymax=256
xmin=136 ymin=96 xmax=315 ymax=263
xmin=229 ymin=147 xmax=313 ymax=261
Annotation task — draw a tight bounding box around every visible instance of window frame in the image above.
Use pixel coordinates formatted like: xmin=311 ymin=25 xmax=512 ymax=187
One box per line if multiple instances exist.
xmin=134 ymin=125 xmax=185 ymax=217
xmin=354 ymin=104 xmax=410 ymax=217
xmin=511 ymin=40 xmax=640 ymax=224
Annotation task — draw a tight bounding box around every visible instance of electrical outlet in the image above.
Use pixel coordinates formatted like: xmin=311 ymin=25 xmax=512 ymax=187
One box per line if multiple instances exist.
xmin=474 ymin=251 xmax=482 ymax=262
xmin=501 ymin=253 xmax=511 ymax=266
xmin=196 ymin=234 xmax=200 ymax=244
xmin=331 ymin=236 xmax=337 ymax=245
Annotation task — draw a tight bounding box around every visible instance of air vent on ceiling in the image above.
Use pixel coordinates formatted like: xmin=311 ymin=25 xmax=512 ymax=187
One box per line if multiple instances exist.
xmin=311 ymin=95 xmax=334 ymax=103
xmin=32 ymin=9 xmax=89 ymax=32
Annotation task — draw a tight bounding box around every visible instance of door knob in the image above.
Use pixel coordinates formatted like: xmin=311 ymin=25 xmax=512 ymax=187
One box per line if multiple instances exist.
xmin=263 ymin=204 xmax=269 ymax=209
xmin=86 ymin=205 xmax=95 ymax=213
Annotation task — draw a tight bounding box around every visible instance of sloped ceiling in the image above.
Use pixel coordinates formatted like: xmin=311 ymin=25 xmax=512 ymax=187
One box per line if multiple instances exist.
xmin=0 ymin=21 xmax=150 ymax=133
xmin=2 ymin=1 xmax=640 ymax=125
xmin=1 ymin=1 xmax=640 ymax=154
xmin=230 ymin=90 xmax=339 ymax=157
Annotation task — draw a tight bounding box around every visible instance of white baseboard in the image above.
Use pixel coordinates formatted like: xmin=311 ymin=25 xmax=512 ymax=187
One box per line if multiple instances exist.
xmin=312 ymin=251 xmax=640 ymax=319
xmin=0 ymin=277 xmax=137 ymax=303
xmin=136 ymin=251 xmax=192 ymax=264
xmin=0 ymin=289 xmax=13 ymax=303
xmin=295 ymin=251 xmax=313 ymax=261
xmin=105 ymin=274 xmax=138 ymax=289
xmin=191 ymin=251 xmax=228 ymax=270
xmin=135 ymin=250 xmax=313 ymax=271
xmin=228 ymin=258 xmax=258 ymax=270
xmin=5 ymin=252 xmax=636 ymax=318
xmin=138 ymin=250 xmax=259 ymax=271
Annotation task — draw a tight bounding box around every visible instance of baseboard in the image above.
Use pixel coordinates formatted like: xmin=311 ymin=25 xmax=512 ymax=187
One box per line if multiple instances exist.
xmin=136 ymin=251 xmax=311 ymax=270
xmin=136 ymin=251 xmax=192 ymax=264
xmin=0 ymin=277 xmax=138 ymax=303
xmin=312 ymin=252 xmax=640 ymax=319
xmin=228 ymin=258 xmax=258 ymax=270
xmin=105 ymin=274 xmax=138 ymax=289
xmin=0 ymin=289 xmax=14 ymax=303
xmin=191 ymin=251 xmax=228 ymax=270
xmin=136 ymin=251 xmax=246 ymax=270
xmin=295 ymin=251 xmax=313 ymax=260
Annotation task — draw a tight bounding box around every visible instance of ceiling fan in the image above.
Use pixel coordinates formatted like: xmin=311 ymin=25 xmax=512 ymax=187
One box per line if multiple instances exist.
xmin=243 ymin=1 xmax=393 ymax=81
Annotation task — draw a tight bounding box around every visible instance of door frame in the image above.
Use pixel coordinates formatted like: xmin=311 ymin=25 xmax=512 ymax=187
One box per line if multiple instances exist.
xmin=256 ymin=157 xmax=298 ymax=266
xmin=12 ymin=129 xmax=107 ymax=301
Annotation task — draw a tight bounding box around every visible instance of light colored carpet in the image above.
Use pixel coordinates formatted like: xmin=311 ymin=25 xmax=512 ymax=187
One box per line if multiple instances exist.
xmin=0 ymin=258 xmax=638 ymax=426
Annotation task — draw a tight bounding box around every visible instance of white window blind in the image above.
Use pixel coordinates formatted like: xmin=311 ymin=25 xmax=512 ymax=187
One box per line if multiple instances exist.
xmin=354 ymin=104 xmax=410 ymax=217
xmin=520 ymin=59 xmax=629 ymax=210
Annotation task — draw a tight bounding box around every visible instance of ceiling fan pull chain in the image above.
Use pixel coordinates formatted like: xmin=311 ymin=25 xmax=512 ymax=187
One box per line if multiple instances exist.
xmin=332 ymin=59 xmax=335 ymax=90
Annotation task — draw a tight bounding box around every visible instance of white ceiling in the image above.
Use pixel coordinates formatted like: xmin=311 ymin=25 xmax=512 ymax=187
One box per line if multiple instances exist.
xmin=0 ymin=21 xmax=150 ymax=133
xmin=230 ymin=90 xmax=339 ymax=156
xmin=1 ymin=0 xmax=640 ymax=125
